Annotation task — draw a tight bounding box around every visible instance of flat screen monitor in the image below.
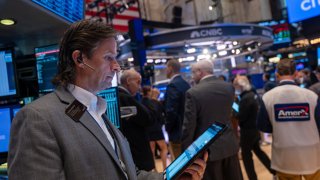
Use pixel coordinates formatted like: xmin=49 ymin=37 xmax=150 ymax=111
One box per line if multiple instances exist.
xmin=258 ymin=20 xmax=291 ymax=44
xmin=0 ymin=108 xmax=11 ymax=154
xmin=35 ymin=44 xmax=59 ymax=93
xmin=287 ymin=0 xmax=320 ymax=23
xmin=98 ymin=87 xmax=121 ymax=128
xmin=0 ymin=48 xmax=17 ymax=99
xmin=31 ymin=0 xmax=84 ymax=23
xmin=12 ymin=107 xmax=21 ymax=117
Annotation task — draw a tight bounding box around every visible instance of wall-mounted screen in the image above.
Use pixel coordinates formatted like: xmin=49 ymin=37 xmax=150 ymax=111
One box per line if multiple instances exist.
xmin=258 ymin=20 xmax=291 ymax=44
xmin=35 ymin=44 xmax=59 ymax=93
xmin=286 ymin=0 xmax=320 ymax=23
xmin=31 ymin=0 xmax=84 ymax=23
xmin=98 ymin=87 xmax=121 ymax=128
xmin=0 ymin=108 xmax=11 ymax=153
xmin=0 ymin=49 xmax=17 ymax=99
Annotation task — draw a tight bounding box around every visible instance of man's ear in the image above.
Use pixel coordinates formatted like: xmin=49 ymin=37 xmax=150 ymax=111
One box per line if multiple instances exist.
xmin=72 ymin=50 xmax=81 ymax=65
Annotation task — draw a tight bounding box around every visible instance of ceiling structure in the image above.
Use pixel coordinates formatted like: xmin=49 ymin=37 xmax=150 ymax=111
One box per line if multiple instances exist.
xmin=0 ymin=0 xmax=70 ymax=55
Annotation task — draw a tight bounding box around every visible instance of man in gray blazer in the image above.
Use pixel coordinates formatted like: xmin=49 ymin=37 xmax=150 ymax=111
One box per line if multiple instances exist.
xmin=182 ymin=60 xmax=242 ymax=180
xmin=8 ymin=20 xmax=207 ymax=180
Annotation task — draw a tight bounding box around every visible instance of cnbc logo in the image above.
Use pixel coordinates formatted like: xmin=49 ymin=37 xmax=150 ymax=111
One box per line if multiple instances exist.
xmin=190 ymin=28 xmax=223 ymax=38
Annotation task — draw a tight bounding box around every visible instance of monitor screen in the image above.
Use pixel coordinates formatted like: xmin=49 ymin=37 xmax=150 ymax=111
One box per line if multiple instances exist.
xmin=31 ymin=0 xmax=84 ymax=23
xmin=157 ymin=86 xmax=167 ymax=101
xmin=0 ymin=49 xmax=17 ymax=98
xmin=35 ymin=44 xmax=59 ymax=93
xmin=287 ymin=0 xmax=320 ymax=23
xmin=12 ymin=107 xmax=21 ymax=117
xmin=98 ymin=87 xmax=121 ymax=128
xmin=0 ymin=108 xmax=11 ymax=153
xmin=258 ymin=20 xmax=291 ymax=44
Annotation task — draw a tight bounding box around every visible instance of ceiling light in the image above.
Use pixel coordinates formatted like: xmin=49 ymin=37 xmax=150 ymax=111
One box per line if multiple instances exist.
xmin=187 ymin=48 xmax=196 ymax=54
xmin=209 ymin=6 xmax=213 ymax=10
xmin=218 ymin=51 xmax=227 ymax=56
xmin=190 ymin=41 xmax=215 ymax=46
xmin=217 ymin=44 xmax=226 ymax=50
xmin=0 ymin=18 xmax=16 ymax=25
xmin=202 ymin=48 xmax=209 ymax=54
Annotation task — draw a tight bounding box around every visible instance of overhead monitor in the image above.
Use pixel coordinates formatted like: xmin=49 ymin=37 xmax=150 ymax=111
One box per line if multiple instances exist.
xmin=31 ymin=0 xmax=84 ymax=23
xmin=287 ymin=0 xmax=320 ymax=23
xmin=0 ymin=48 xmax=18 ymax=99
xmin=35 ymin=44 xmax=59 ymax=93
xmin=98 ymin=87 xmax=121 ymax=128
xmin=0 ymin=107 xmax=11 ymax=154
xmin=258 ymin=20 xmax=291 ymax=44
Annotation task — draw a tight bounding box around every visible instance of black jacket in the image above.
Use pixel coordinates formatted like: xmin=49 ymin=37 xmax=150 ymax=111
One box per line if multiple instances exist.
xmin=237 ymin=89 xmax=260 ymax=130
xmin=118 ymin=86 xmax=155 ymax=171
xmin=141 ymin=97 xmax=165 ymax=134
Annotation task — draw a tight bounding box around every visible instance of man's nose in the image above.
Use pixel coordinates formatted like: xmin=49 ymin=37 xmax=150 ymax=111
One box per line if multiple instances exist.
xmin=111 ymin=60 xmax=120 ymax=72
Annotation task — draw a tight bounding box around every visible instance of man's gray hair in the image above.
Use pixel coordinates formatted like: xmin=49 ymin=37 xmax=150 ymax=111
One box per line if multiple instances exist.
xmin=120 ymin=69 xmax=140 ymax=85
xmin=235 ymin=76 xmax=252 ymax=91
xmin=192 ymin=60 xmax=214 ymax=74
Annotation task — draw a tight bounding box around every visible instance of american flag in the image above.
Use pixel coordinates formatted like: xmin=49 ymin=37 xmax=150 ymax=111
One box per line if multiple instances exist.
xmin=85 ymin=0 xmax=140 ymax=32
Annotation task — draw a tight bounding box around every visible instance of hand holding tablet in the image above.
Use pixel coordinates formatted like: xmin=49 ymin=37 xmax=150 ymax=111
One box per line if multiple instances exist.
xmin=164 ymin=122 xmax=227 ymax=180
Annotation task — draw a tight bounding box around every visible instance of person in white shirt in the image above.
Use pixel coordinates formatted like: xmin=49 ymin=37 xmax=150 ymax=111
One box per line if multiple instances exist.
xmin=257 ymin=58 xmax=320 ymax=180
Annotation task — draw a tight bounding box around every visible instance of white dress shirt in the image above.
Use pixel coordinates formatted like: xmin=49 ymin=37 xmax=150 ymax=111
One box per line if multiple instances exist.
xmin=68 ymin=84 xmax=115 ymax=150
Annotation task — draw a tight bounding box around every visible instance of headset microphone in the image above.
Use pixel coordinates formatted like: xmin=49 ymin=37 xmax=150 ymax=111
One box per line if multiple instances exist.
xmin=82 ymin=62 xmax=95 ymax=71
xmin=77 ymin=54 xmax=95 ymax=71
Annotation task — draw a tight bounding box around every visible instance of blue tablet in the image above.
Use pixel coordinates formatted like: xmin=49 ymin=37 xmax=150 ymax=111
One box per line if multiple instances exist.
xmin=232 ymin=102 xmax=239 ymax=112
xmin=164 ymin=122 xmax=227 ymax=180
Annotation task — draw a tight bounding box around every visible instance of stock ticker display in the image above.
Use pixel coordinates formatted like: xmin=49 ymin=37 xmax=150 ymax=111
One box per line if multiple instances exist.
xmin=98 ymin=87 xmax=121 ymax=128
xmin=35 ymin=45 xmax=59 ymax=93
xmin=32 ymin=0 xmax=84 ymax=23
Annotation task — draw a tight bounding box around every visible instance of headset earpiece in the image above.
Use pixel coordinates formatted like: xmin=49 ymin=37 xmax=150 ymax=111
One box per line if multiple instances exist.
xmin=77 ymin=56 xmax=83 ymax=63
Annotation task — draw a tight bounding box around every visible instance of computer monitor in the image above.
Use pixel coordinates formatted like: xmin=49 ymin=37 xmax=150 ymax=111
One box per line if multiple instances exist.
xmin=35 ymin=44 xmax=59 ymax=93
xmin=12 ymin=107 xmax=21 ymax=117
xmin=0 ymin=48 xmax=18 ymax=99
xmin=0 ymin=107 xmax=11 ymax=154
xmin=98 ymin=87 xmax=121 ymax=128
xmin=31 ymin=0 xmax=84 ymax=23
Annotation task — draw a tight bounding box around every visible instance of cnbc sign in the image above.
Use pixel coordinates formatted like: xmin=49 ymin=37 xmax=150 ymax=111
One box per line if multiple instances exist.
xmin=287 ymin=0 xmax=320 ymax=23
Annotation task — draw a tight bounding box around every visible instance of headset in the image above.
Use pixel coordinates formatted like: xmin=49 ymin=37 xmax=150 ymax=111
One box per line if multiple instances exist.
xmin=77 ymin=52 xmax=95 ymax=71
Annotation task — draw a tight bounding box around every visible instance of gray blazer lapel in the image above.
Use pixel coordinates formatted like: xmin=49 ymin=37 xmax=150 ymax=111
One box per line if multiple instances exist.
xmin=79 ymin=113 xmax=123 ymax=169
xmin=102 ymin=114 xmax=137 ymax=180
xmin=54 ymin=86 xmax=126 ymax=177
